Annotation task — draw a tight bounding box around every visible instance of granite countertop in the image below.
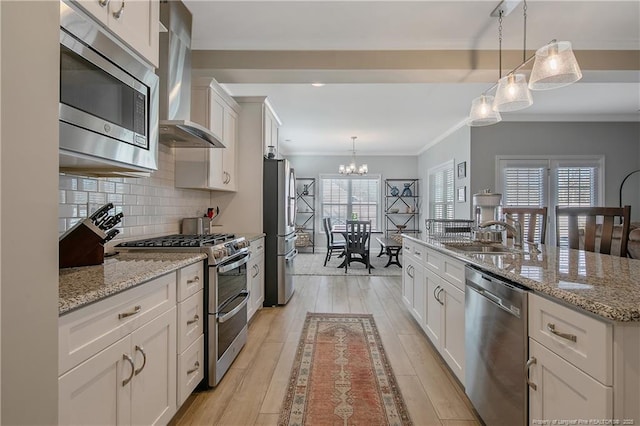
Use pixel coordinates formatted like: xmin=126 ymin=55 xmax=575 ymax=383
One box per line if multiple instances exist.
xmin=404 ymin=235 xmax=640 ymax=322
xmin=59 ymin=252 xmax=207 ymax=315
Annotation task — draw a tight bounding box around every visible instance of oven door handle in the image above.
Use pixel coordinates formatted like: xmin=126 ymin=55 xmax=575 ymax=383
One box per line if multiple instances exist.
xmin=217 ymin=290 xmax=250 ymax=324
xmin=217 ymin=253 xmax=250 ymax=273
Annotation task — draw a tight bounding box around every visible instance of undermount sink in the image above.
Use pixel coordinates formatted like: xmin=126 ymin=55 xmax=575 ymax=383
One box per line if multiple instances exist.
xmin=443 ymin=242 xmax=520 ymax=254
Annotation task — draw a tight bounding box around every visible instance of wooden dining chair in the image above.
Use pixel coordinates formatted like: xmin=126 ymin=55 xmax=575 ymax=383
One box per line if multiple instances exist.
xmin=555 ymin=205 xmax=631 ymax=256
xmin=322 ymin=217 xmax=345 ymax=266
xmin=503 ymin=206 xmax=548 ymax=244
xmin=344 ymin=220 xmax=371 ymax=274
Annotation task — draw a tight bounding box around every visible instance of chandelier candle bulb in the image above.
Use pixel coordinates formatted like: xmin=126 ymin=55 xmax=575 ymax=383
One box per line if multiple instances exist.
xmin=339 ymin=136 xmax=368 ymax=175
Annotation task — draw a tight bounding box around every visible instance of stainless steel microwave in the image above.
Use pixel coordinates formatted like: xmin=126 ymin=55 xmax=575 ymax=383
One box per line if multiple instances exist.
xmin=59 ymin=1 xmax=158 ymax=176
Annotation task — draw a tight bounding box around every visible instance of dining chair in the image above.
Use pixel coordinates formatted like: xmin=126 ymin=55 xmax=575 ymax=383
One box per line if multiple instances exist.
xmin=344 ymin=220 xmax=371 ymax=274
xmin=503 ymin=206 xmax=548 ymax=244
xmin=322 ymin=217 xmax=345 ymax=266
xmin=555 ymin=205 xmax=631 ymax=256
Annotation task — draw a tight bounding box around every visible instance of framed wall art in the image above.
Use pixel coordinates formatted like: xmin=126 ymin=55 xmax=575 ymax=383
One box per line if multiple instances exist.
xmin=457 ymin=186 xmax=466 ymax=203
xmin=457 ymin=161 xmax=467 ymax=179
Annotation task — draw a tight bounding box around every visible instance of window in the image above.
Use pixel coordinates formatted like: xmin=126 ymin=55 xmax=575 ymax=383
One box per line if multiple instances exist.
xmin=497 ymin=156 xmax=604 ymax=246
xmin=320 ymin=175 xmax=380 ymax=230
xmin=428 ymin=161 xmax=454 ymax=220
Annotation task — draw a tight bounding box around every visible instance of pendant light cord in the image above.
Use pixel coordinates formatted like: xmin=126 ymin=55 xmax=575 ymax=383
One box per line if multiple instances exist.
xmin=523 ymin=0 xmax=528 ymax=62
xmin=498 ymin=10 xmax=503 ymax=79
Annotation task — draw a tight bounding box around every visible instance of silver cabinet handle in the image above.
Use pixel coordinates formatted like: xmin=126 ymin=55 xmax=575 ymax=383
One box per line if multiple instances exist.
xmin=134 ymin=345 xmax=146 ymax=376
xmin=414 ymin=250 xmax=422 ymax=256
xmin=547 ymin=323 xmax=577 ymax=342
xmin=112 ymin=0 xmax=125 ymax=19
xmin=187 ymin=361 xmax=200 ymax=375
xmin=187 ymin=314 xmax=200 ymax=326
xmin=435 ymin=287 xmax=445 ymax=305
xmin=122 ymin=353 xmax=135 ymax=386
xmin=407 ymin=265 xmax=414 ymax=278
xmin=187 ymin=276 xmax=200 ymax=284
xmin=118 ymin=305 xmax=141 ymax=319
xmin=525 ymin=356 xmax=537 ymax=390
xmin=251 ymin=264 xmax=259 ymax=278
xmin=433 ymin=285 xmax=440 ymax=302
xmin=98 ymin=0 xmax=110 ymax=7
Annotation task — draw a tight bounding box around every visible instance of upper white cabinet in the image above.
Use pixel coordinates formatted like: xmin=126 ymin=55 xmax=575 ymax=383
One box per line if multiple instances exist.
xmin=74 ymin=0 xmax=160 ymax=67
xmin=175 ymin=79 xmax=240 ymax=192
xmin=263 ymin=105 xmax=281 ymax=157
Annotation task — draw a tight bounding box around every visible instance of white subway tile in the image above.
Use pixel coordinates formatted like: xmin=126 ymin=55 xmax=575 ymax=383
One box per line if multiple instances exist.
xmin=89 ymin=192 xmax=107 ymax=204
xmin=107 ymin=193 xmax=124 ymax=204
xmin=59 ymin=175 xmax=78 ymax=190
xmin=66 ymin=191 xmax=88 ymax=204
xmin=59 ymin=190 xmax=66 ymax=204
xmin=98 ymin=180 xmax=116 ymax=193
xmin=59 ymin=204 xmax=78 ymax=218
xmin=115 ymin=183 xmax=130 ymax=194
xmin=78 ymin=178 xmax=98 ymax=192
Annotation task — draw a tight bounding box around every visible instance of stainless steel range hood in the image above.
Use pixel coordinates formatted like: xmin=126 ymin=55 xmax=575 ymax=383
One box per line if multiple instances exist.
xmin=158 ymin=0 xmax=225 ymax=148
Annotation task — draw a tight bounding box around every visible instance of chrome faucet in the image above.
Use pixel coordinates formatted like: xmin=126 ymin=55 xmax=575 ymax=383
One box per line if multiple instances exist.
xmin=478 ymin=219 xmax=523 ymax=248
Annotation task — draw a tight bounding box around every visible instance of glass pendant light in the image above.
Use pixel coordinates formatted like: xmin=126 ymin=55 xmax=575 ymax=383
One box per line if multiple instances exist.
xmin=493 ymin=73 xmax=533 ymax=112
xmin=529 ymin=41 xmax=582 ymax=90
xmin=468 ymin=95 xmax=502 ymax=127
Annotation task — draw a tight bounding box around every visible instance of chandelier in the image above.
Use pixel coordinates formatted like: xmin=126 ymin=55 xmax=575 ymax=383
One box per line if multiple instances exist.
xmin=339 ymin=136 xmax=368 ymax=175
xmin=468 ymin=0 xmax=582 ymax=126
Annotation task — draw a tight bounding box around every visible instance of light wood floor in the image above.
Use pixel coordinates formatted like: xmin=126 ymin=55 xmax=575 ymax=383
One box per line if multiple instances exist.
xmin=170 ymin=274 xmax=482 ymax=426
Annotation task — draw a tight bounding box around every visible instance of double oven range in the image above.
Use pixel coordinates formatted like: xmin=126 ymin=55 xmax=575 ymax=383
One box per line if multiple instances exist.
xmin=118 ymin=233 xmax=250 ymax=387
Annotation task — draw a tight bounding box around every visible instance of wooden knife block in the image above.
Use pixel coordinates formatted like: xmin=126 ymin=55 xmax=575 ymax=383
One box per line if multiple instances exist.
xmin=59 ymin=218 xmax=107 ymax=268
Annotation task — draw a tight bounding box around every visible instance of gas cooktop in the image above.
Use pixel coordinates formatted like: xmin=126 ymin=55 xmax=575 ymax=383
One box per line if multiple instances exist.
xmin=116 ymin=233 xmax=249 ymax=264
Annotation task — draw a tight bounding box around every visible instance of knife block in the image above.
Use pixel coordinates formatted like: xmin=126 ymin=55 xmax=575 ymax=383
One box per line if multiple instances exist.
xmin=59 ymin=218 xmax=106 ymax=268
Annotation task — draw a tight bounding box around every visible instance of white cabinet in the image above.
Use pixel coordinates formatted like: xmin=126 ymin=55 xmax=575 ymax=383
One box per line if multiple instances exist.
xmin=175 ymin=79 xmax=240 ymax=192
xmin=263 ymin=104 xmax=281 ymax=157
xmin=74 ymin=0 xmax=159 ymax=67
xmin=527 ymin=293 xmax=614 ymax=423
xmin=247 ymin=237 xmax=265 ymax=321
xmin=402 ymin=237 xmax=466 ymax=384
xmin=59 ymin=307 xmax=177 ymax=426
xmin=176 ymin=262 xmax=205 ymax=406
xmin=528 ymin=339 xmax=613 ymax=422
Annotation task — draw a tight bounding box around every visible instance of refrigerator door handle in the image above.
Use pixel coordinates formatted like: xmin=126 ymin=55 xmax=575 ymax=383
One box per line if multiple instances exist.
xmin=284 ymin=234 xmax=298 ymax=244
xmin=285 ymin=249 xmax=298 ymax=261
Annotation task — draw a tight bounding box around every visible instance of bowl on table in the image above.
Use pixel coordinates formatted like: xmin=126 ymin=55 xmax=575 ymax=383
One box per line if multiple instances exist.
xmin=389 ymin=208 xmax=400 ymax=213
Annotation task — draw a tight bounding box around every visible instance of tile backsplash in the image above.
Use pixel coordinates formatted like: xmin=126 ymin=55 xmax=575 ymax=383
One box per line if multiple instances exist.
xmin=59 ymin=144 xmax=211 ymax=245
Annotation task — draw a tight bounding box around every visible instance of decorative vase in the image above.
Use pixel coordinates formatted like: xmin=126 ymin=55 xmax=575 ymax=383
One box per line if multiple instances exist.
xmin=390 ymin=186 xmax=399 ymax=196
xmin=401 ymin=183 xmax=412 ymax=197
xmin=302 ymin=184 xmax=309 ymax=196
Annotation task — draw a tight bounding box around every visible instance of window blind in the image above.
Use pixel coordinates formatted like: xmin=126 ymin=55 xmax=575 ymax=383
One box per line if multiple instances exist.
xmin=430 ymin=166 xmax=454 ymax=220
xmin=503 ymin=167 xmax=546 ymax=207
xmin=320 ymin=177 xmax=380 ymax=230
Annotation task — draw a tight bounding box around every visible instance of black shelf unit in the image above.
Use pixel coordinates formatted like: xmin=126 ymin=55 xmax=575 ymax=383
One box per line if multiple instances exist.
xmin=384 ymin=178 xmax=420 ymax=238
xmin=295 ymin=177 xmax=316 ymax=253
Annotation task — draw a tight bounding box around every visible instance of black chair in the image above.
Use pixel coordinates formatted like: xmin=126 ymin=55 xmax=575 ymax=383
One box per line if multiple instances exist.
xmin=344 ymin=220 xmax=371 ymax=274
xmin=322 ymin=217 xmax=345 ymax=266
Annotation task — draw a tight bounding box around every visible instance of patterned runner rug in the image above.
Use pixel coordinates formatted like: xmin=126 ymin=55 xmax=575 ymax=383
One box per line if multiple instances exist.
xmin=279 ymin=313 xmax=413 ymax=426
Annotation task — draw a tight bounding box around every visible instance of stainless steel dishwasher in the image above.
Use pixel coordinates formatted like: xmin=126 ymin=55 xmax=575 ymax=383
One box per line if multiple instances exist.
xmin=465 ymin=265 xmax=529 ymax=426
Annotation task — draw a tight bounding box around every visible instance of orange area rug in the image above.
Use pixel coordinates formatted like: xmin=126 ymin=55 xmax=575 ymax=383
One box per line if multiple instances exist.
xmin=278 ymin=313 xmax=412 ymax=425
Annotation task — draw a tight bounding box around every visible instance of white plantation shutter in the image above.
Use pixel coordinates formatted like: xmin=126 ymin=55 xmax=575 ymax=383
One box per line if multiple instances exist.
xmin=320 ymin=175 xmax=380 ymax=230
xmin=430 ymin=163 xmax=454 ymax=220
xmin=503 ymin=167 xmax=546 ymax=207
xmin=556 ymin=166 xmax=599 ymax=207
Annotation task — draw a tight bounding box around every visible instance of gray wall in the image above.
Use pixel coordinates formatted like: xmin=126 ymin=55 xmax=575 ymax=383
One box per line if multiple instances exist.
xmin=470 ymin=122 xmax=640 ymax=220
xmin=287 ymin=155 xmax=418 ymax=248
xmin=417 ymin=126 xmax=472 ymax=221
xmin=1 ymin=2 xmax=59 ymax=423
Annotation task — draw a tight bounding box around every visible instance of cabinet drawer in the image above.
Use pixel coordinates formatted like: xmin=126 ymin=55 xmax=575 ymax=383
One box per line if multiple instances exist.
xmin=442 ymin=256 xmax=465 ymax=291
xmin=423 ymin=247 xmax=443 ymax=273
xmin=59 ymin=272 xmax=176 ymax=376
xmin=177 ymin=261 xmax=204 ymax=302
xmin=177 ymin=335 xmax=205 ymax=407
xmin=177 ymin=290 xmax=204 ymax=353
xmin=251 ymin=238 xmax=265 ymax=257
xmin=529 ymin=293 xmax=612 ymax=385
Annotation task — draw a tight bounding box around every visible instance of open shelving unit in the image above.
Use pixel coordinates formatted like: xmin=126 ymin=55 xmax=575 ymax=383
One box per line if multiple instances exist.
xmin=384 ymin=178 xmax=420 ymax=238
xmin=295 ymin=177 xmax=316 ymax=253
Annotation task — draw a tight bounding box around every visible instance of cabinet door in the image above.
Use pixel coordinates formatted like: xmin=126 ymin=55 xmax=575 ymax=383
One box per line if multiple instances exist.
xmin=59 ymin=336 xmax=132 ymax=426
xmin=76 ymin=0 xmax=109 ymax=26
xmin=106 ymin=0 xmax=159 ymax=67
xmin=529 ymin=339 xmax=613 ymax=424
xmin=264 ymin=109 xmax=273 ymax=156
xmin=440 ymin=279 xmax=465 ymax=385
xmin=402 ymin=258 xmax=416 ymax=309
xmin=222 ymin=108 xmax=238 ymax=190
xmin=206 ymin=90 xmax=226 ymax=188
xmin=130 ymin=307 xmax=177 ymax=426
xmin=412 ymin=263 xmax=426 ymax=326
xmin=423 ymin=268 xmax=442 ymax=347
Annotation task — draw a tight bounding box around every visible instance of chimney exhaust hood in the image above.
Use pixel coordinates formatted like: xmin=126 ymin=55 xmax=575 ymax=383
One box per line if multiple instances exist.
xmin=158 ymin=0 xmax=225 ymax=148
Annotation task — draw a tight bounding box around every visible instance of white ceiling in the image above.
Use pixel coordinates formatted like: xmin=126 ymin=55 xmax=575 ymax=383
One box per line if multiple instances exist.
xmin=183 ymin=1 xmax=640 ymax=155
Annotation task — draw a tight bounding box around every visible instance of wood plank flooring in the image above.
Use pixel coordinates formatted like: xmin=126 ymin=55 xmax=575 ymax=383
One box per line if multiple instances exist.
xmin=170 ymin=274 xmax=482 ymax=426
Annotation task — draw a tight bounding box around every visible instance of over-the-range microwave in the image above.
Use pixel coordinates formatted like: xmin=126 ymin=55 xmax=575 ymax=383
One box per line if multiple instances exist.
xmin=59 ymin=1 xmax=158 ymax=176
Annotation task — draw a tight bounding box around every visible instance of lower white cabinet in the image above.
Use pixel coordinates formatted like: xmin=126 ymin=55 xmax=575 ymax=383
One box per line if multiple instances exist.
xmin=59 ymin=307 xmax=177 ymax=425
xmin=248 ymin=237 xmax=265 ymax=321
xmin=528 ymin=339 xmax=613 ymax=422
xmin=401 ymin=238 xmax=466 ymax=384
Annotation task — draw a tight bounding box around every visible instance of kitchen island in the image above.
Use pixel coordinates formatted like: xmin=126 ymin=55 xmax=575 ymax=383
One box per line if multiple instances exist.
xmin=402 ymin=234 xmax=640 ymax=424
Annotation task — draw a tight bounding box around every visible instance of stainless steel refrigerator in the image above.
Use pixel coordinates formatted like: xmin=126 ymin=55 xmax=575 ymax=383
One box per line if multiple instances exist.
xmin=263 ymin=158 xmax=297 ymax=305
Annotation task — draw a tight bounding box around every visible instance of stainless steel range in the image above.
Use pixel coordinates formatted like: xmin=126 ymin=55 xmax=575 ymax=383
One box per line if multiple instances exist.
xmin=117 ymin=233 xmax=250 ymax=387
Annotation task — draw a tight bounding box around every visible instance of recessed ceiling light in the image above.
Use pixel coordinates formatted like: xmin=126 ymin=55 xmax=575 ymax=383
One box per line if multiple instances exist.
xmin=311 ymin=83 xmax=325 ymax=87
